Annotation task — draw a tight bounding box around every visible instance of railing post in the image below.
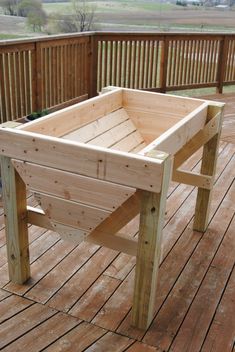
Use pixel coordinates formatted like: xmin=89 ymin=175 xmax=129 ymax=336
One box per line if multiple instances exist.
xmin=32 ymin=41 xmax=42 ymax=113
xmin=88 ymin=34 xmax=99 ymax=98
xmin=159 ymin=36 xmax=169 ymax=93
xmin=216 ymin=36 xmax=229 ymax=94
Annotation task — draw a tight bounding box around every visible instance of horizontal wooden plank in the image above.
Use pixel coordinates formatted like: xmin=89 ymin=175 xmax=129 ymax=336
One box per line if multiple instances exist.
xmin=12 ymin=160 xmax=135 ymax=211
xmin=0 ymin=304 xmax=57 ymax=350
xmin=87 ymin=233 xmax=137 ymax=257
xmin=140 ymin=102 xmax=208 ymax=156
xmin=63 ymin=108 xmax=130 ymax=143
xmin=19 ymin=89 xmax=123 ymax=137
xmin=42 ymin=321 xmax=106 ymax=352
xmin=0 ymin=295 xmax=33 ymax=324
xmin=34 ymin=192 xmax=111 ymax=232
xmin=111 ymin=131 xmax=144 ymax=152
xmin=0 ymin=43 xmax=35 ymax=53
xmin=87 ymin=119 xmax=136 ymax=148
xmin=0 ymin=128 xmax=164 ymax=192
xmin=123 ymin=89 xmax=204 ymax=116
xmin=172 ymin=170 xmax=213 ymax=190
xmin=83 ymin=331 xmax=133 ymax=351
xmin=27 ymin=206 xmax=138 ymax=256
xmin=2 ymin=312 xmax=80 ymax=352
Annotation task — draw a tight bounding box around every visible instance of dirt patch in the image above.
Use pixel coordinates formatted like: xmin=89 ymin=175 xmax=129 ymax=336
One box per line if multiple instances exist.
xmin=96 ymin=7 xmax=235 ymax=30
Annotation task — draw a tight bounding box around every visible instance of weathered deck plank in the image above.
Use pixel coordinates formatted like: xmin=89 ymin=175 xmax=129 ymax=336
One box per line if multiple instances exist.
xmin=201 ymin=264 xmax=235 ymax=352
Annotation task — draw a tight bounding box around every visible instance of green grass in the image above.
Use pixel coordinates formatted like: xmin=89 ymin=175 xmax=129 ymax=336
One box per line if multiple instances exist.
xmin=0 ymin=33 xmax=27 ymax=40
xmin=169 ymin=85 xmax=235 ymax=97
xmin=43 ymin=0 xmax=177 ymax=15
xmin=43 ymin=2 xmax=71 ymax=14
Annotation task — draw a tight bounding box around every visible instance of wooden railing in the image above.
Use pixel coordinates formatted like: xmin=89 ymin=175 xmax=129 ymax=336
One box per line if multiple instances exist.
xmin=0 ymin=32 xmax=235 ymax=123
xmin=0 ymin=32 xmax=94 ymax=122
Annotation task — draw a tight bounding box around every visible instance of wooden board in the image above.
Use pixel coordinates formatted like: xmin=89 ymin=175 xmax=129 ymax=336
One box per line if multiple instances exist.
xmin=0 ymin=128 xmax=164 ymax=193
xmin=63 ymin=107 xmax=130 ymax=142
xmin=123 ymin=89 xmax=205 ymax=116
xmin=34 ymin=192 xmax=111 ymax=232
xmin=18 ymin=89 xmax=123 ymax=137
xmin=0 ymin=139 xmax=234 ymax=351
xmin=12 ymin=160 xmax=135 ymax=211
xmin=126 ymin=109 xmax=182 ymax=144
xmin=140 ymin=102 xmax=208 ymax=156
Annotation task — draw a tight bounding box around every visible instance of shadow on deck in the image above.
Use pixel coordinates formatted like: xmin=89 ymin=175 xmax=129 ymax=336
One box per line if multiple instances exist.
xmin=0 ymin=93 xmax=234 ymax=352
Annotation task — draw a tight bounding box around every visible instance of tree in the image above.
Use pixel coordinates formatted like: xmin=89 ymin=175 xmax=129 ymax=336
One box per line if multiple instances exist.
xmin=0 ymin=0 xmax=18 ymax=16
xmin=71 ymin=0 xmax=96 ymax=32
xmin=18 ymin=0 xmax=42 ymax=17
xmin=57 ymin=0 xmax=96 ymax=33
xmin=27 ymin=7 xmax=47 ymax=32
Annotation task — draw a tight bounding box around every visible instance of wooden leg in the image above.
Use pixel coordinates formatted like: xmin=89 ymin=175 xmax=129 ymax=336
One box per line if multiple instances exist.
xmin=193 ymin=103 xmax=224 ymax=232
xmin=193 ymin=132 xmax=220 ymax=232
xmin=1 ymin=156 xmax=30 ymax=284
xmin=131 ymin=156 xmax=172 ymax=330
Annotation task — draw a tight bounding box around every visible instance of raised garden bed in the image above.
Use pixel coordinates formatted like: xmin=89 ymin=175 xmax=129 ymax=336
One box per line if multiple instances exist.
xmin=0 ymin=87 xmax=224 ymax=330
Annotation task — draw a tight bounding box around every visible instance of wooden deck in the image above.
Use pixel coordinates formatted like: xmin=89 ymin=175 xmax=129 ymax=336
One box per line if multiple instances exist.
xmin=0 ymin=93 xmax=234 ymax=352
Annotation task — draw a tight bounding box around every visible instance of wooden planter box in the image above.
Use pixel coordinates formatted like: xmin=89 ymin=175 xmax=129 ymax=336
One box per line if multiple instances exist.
xmin=0 ymin=87 xmax=224 ymax=330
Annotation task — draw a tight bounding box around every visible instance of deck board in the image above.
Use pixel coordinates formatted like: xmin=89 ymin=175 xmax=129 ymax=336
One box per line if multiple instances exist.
xmin=0 ymin=93 xmax=234 ymax=351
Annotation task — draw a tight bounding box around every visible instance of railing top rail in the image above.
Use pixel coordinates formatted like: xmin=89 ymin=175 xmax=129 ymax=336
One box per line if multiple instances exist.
xmin=0 ymin=31 xmax=95 ymax=47
xmin=1 ymin=31 xmax=235 ymax=47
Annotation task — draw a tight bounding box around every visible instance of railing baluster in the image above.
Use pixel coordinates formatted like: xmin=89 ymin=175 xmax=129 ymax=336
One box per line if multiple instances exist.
xmin=0 ymin=32 xmax=235 ymax=122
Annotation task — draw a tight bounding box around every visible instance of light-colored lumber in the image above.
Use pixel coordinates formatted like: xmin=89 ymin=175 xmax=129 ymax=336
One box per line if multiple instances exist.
xmin=122 ymin=88 xmax=204 ymax=116
xmin=27 ymin=206 xmax=138 ymax=256
xmin=34 ymin=192 xmax=111 ymax=232
xmin=0 ymin=156 xmax=30 ymax=284
xmin=131 ymin=153 xmax=172 ymax=330
xmin=27 ymin=206 xmax=54 ymax=231
xmin=140 ymin=102 xmax=208 ymax=156
xmin=111 ymin=131 xmax=144 ymax=152
xmin=173 ymin=110 xmax=222 ymax=169
xmin=0 ymin=121 xmax=22 ymax=128
xmin=88 ymin=191 xmax=140 ymax=242
xmin=49 ymin=222 xmax=89 ymax=244
xmin=193 ymin=104 xmax=224 ymax=232
xmin=0 ymin=128 xmax=164 ymax=193
xmin=19 ymin=88 xmax=123 ymax=137
xmin=87 ymin=119 xmax=136 ymax=148
xmin=172 ymin=170 xmax=213 ymax=190
xmin=86 ymin=233 xmax=138 ymax=256
xmin=12 ymin=160 xmax=135 ymax=211
xmin=126 ymin=109 xmax=182 ymax=144
xmin=63 ymin=108 xmax=129 ymax=142
xmin=131 ymin=142 xmax=146 ymax=154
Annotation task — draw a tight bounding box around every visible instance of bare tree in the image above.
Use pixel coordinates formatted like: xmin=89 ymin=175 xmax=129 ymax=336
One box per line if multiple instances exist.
xmin=71 ymin=0 xmax=96 ymax=32
xmin=55 ymin=0 xmax=96 ymax=34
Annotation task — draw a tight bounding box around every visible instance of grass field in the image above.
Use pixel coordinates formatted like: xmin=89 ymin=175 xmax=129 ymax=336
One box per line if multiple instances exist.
xmin=0 ymin=0 xmax=235 ymax=39
xmin=43 ymin=1 xmax=177 ymax=14
xmin=42 ymin=0 xmax=235 ymax=32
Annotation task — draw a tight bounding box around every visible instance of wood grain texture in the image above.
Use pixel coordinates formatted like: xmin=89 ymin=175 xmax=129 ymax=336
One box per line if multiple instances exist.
xmin=0 ymin=156 xmax=30 ymax=284
xmin=132 ymin=155 xmax=172 ymax=330
xmin=0 ymin=138 xmax=234 ymax=351
xmin=194 ymin=103 xmax=224 ymax=231
xmin=0 ymin=128 xmax=164 ymax=193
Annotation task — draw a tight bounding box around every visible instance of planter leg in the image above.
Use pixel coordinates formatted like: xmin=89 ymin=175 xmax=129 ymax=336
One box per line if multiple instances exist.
xmin=194 ymin=105 xmax=223 ymax=232
xmin=1 ymin=156 xmax=30 ymax=284
xmin=131 ymin=156 xmax=171 ymax=330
